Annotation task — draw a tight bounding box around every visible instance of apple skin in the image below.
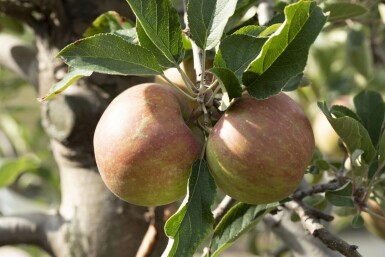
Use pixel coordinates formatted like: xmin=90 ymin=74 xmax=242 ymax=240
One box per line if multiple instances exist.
xmin=93 ymin=83 xmax=202 ymax=206
xmin=206 ymin=93 xmax=315 ymax=204
xmin=362 ymin=199 xmax=385 ymax=240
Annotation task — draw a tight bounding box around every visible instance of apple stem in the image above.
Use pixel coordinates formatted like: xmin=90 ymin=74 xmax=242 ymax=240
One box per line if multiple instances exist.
xmin=362 ymin=206 xmax=385 ymax=221
xmin=202 ymin=79 xmax=219 ymax=95
xmin=176 ymin=64 xmax=196 ymax=94
xmin=161 ymin=75 xmax=196 ymax=101
xmin=205 ymin=84 xmax=221 ymax=108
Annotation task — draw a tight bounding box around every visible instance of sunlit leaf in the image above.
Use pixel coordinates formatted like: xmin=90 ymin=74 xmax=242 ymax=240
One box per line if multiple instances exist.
xmin=58 ymin=33 xmax=163 ymax=76
xmin=244 ymin=1 xmax=327 ymax=99
xmin=188 ymin=0 xmax=238 ymax=50
xmin=83 ymin=11 xmax=134 ymax=37
xmin=38 ymin=69 xmax=92 ymax=101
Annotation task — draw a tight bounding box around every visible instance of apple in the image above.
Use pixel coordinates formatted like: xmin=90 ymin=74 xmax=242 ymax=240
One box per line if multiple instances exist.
xmin=362 ymin=199 xmax=385 ymax=240
xmin=206 ymin=93 xmax=315 ymax=204
xmin=93 ymin=83 xmax=202 ymax=206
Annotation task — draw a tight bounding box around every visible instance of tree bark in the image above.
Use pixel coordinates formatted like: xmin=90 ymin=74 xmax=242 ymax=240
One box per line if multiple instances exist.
xmin=0 ymin=0 xmax=169 ymax=256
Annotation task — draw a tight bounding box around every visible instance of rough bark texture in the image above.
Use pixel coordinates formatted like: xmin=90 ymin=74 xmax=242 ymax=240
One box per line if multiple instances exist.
xmin=0 ymin=1 xmax=168 ymax=256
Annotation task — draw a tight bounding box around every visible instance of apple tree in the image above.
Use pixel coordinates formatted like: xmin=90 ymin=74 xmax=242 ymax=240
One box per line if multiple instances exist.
xmin=1 ymin=0 xmax=385 ymax=257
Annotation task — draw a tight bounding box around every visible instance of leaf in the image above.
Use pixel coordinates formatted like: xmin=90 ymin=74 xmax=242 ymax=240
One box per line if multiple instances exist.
xmin=209 ymin=202 xmax=279 ymax=257
xmin=258 ymin=23 xmax=282 ymax=37
xmin=57 ymin=33 xmax=163 ymax=76
xmin=214 ymin=34 xmax=266 ymax=79
xmin=243 ymin=1 xmax=327 ymax=99
xmin=282 ymin=72 xmax=304 ymax=91
xmin=126 ymin=0 xmax=184 ymax=66
xmin=83 ymin=11 xmax=134 ymax=37
xmin=324 ymin=3 xmax=367 ymax=22
xmin=37 ymin=69 xmax=92 ymax=102
xmin=353 ymin=90 xmax=385 ymax=146
xmin=352 ymin=214 xmax=364 ymax=228
xmin=0 ymin=156 xmax=40 ymax=188
xmin=232 ymin=25 xmax=266 ymax=37
xmin=162 ymin=159 xmax=216 ymax=257
xmin=346 ymin=26 xmax=373 ymax=79
xmin=113 ymin=28 xmax=138 ymax=44
xmin=318 ymin=102 xmax=376 ymax=164
xmin=187 ymin=0 xmax=238 ymax=50
xmin=303 ymin=195 xmax=328 ymax=211
xmin=136 ymin=21 xmax=173 ymax=68
xmin=210 ymin=67 xmax=242 ymax=100
xmin=325 ymin=181 xmax=354 ymax=208
xmin=329 ymin=105 xmax=361 ymax=121
xmin=378 ymin=132 xmax=385 ymax=165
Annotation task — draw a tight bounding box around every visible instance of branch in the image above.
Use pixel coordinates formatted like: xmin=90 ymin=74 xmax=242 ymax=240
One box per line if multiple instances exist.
xmin=293 ymin=180 xmax=344 ymax=201
xmin=285 ymin=201 xmax=362 ymax=257
xmin=264 ymin=209 xmax=341 ymax=257
xmin=0 ymin=212 xmax=62 ymax=256
xmin=0 ymin=34 xmax=38 ymax=87
xmin=212 ymin=195 xmax=236 ymax=226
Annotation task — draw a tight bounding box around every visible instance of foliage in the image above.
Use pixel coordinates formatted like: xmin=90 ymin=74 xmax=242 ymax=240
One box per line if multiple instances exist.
xmin=5 ymin=0 xmax=385 ymax=256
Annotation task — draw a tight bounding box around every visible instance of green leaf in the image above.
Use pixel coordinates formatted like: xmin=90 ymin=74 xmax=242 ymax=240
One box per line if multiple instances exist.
xmin=113 ymin=28 xmax=138 ymax=44
xmin=244 ymin=1 xmax=327 ymax=99
xmin=353 ymin=90 xmax=385 ymax=146
xmin=318 ymin=102 xmax=376 ymax=164
xmin=303 ymin=195 xmax=328 ymax=211
xmin=187 ymin=0 xmax=238 ymax=50
xmin=58 ymin=33 xmax=163 ymax=76
xmin=210 ymin=67 xmax=242 ymax=100
xmin=209 ymin=202 xmax=279 ymax=257
xmin=324 ymin=3 xmax=367 ymax=22
xmin=214 ymin=34 xmax=266 ymax=79
xmin=37 ymin=69 xmax=92 ymax=101
xmin=126 ymin=0 xmax=184 ymax=66
xmin=162 ymin=159 xmax=216 ymax=257
xmin=330 ymin=105 xmax=361 ymax=121
xmin=325 ymin=181 xmax=354 ymax=208
xmin=136 ymin=21 xmax=173 ymax=68
xmin=258 ymin=23 xmax=282 ymax=37
xmin=346 ymin=26 xmax=373 ymax=79
xmin=378 ymin=132 xmax=385 ymax=165
xmin=352 ymin=214 xmax=364 ymax=228
xmin=282 ymin=72 xmax=304 ymax=91
xmin=0 ymin=156 xmax=40 ymax=188
xmin=232 ymin=25 xmax=266 ymax=37
xmin=83 ymin=11 xmax=134 ymax=37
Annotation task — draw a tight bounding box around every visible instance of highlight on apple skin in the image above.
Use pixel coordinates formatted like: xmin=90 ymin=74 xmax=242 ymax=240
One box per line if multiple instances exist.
xmin=206 ymin=93 xmax=315 ymax=204
xmin=93 ymin=83 xmax=202 ymax=206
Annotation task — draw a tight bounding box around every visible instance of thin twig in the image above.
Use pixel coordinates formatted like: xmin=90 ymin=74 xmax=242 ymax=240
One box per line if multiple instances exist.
xmin=212 ymin=195 xmax=236 ymax=226
xmin=285 ymin=201 xmax=363 ymax=257
xmin=293 ymin=180 xmax=345 ymax=201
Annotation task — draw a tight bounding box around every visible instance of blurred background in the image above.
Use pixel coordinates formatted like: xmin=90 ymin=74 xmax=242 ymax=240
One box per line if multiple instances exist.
xmin=1 ymin=0 xmax=385 ymax=256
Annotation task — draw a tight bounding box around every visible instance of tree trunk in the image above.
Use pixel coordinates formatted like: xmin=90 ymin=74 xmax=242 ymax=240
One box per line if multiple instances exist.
xmin=0 ymin=0 xmax=169 ymax=256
